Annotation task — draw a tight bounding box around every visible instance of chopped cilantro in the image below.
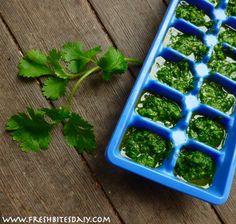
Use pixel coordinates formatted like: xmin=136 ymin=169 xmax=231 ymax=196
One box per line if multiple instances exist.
xmin=175 ymin=149 xmax=216 ymax=187
xmin=121 ymin=128 xmax=170 ymax=168
xmin=136 ymin=92 xmax=182 ymax=127
xmin=208 ymin=45 xmax=236 ymax=81
xmin=168 ymin=34 xmax=208 ymax=61
xmin=200 ymin=81 xmax=235 ymax=114
xmin=156 ymin=60 xmax=194 ymax=93
xmin=219 ymin=26 xmax=236 ymax=48
xmin=188 ymin=115 xmax=225 ymax=149
xmin=176 ymin=2 xmax=213 ymax=29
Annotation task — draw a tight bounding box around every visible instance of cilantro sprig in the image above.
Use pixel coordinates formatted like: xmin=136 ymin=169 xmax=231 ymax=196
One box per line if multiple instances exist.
xmin=6 ymin=41 xmax=142 ymax=153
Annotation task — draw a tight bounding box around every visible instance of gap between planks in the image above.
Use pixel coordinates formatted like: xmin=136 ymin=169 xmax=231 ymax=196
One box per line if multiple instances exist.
xmin=0 ymin=13 xmax=125 ymax=224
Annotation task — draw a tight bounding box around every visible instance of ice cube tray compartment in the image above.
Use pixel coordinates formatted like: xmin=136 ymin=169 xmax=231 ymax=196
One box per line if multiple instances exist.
xmin=106 ymin=0 xmax=236 ymax=204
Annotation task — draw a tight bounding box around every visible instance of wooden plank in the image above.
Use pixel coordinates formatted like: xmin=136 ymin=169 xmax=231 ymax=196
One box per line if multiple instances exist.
xmin=89 ymin=0 xmax=236 ymax=223
xmin=88 ymin=0 xmax=167 ymax=60
xmin=213 ymin=185 xmax=236 ymax=224
xmin=0 ymin=17 xmax=121 ymax=221
xmin=0 ymin=0 xmax=224 ymax=223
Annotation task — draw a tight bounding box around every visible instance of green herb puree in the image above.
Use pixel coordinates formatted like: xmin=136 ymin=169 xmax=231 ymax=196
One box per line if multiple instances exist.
xmin=137 ymin=92 xmax=182 ymax=127
xmin=188 ymin=115 xmax=225 ymax=149
xmin=227 ymin=0 xmax=236 ymax=17
xmin=176 ymin=2 xmax=213 ymax=29
xmin=156 ymin=60 xmax=194 ymax=93
xmin=175 ymin=150 xmax=216 ymax=187
xmin=219 ymin=26 xmax=236 ymax=48
xmin=200 ymin=81 xmax=235 ymax=114
xmin=121 ymin=128 xmax=170 ymax=168
xmin=168 ymin=34 xmax=208 ymax=61
xmin=208 ymin=45 xmax=236 ymax=81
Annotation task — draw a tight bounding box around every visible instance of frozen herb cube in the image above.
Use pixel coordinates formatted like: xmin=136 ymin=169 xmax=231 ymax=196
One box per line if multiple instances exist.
xmin=137 ymin=92 xmax=182 ymax=127
xmin=175 ymin=149 xmax=216 ymax=187
xmin=168 ymin=34 xmax=208 ymax=62
xmin=176 ymin=2 xmax=213 ymax=30
xmin=156 ymin=60 xmax=194 ymax=93
xmin=208 ymin=45 xmax=236 ymax=81
xmin=200 ymin=81 xmax=235 ymax=114
xmin=121 ymin=128 xmax=170 ymax=168
xmin=188 ymin=115 xmax=226 ymax=149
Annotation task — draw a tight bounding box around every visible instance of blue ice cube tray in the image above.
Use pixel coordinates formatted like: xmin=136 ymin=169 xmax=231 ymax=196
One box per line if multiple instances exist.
xmin=106 ymin=0 xmax=236 ymax=204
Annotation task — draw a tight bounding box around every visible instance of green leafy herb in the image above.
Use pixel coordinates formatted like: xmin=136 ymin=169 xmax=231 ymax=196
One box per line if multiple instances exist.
xmin=42 ymin=107 xmax=70 ymax=123
xmin=176 ymin=2 xmax=213 ymax=29
xmin=18 ymin=50 xmax=52 ymax=78
xmin=136 ymin=92 xmax=182 ymax=127
xmin=6 ymin=41 xmax=142 ymax=153
xmin=188 ymin=115 xmax=225 ymax=149
xmin=200 ymin=81 xmax=235 ymax=114
xmin=156 ymin=60 xmax=194 ymax=93
xmin=47 ymin=49 xmax=69 ymax=79
xmin=42 ymin=77 xmax=68 ymax=100
xmin=208 ymin=45 xmax=236 ymax=81
xmin=97 ymin=47 xmax=128 ymax=80
xmin=64 ymin=113 xmax=96 ymax=153
xmin=175 ymin=149 xmax=216 ymax=187
xmin=62 ymin=41 xmax=101 ymax=73
xmin=121 ymin=127 xmax=171 ymax=168
xmin=6 ymin=108 xmax=54 ymax=152
xmin=168 ymin=34 xmax=208 ymax=62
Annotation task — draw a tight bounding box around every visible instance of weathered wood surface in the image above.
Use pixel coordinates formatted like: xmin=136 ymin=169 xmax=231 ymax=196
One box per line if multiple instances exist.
xmin=0 ymin=18 xmax=121 ymax=221
xmin=0 ymin=0 xmax=235 ymax=223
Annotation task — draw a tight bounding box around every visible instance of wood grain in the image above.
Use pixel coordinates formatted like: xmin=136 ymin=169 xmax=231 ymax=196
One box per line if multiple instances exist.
xmin=0 ymin=0 xmax=231 ymax=223
xmin=88 ymin=0 xmax=167 ymax=60
xmin=0 ymin=15 xmax=121 ymax=222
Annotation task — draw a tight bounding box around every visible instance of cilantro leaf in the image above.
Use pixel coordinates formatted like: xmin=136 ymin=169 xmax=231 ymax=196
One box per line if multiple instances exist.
xmin=62 ymin=41 xmax=101 ymax=73
xmin=47 ymin=49 xmax=69 ymax=79
xmin=6 ymin=108 xmax=54 ymax=152
xmin=42 ymin=77 xmax=68 ymax=100
xmin=97 ymin=47 xmax=128 ymax=80
xmin=62 ymin=41 xmax=83 ymax=61
xmin=18 ymin=50 xmax=52 ymax=78
xmin=42 ymin=107 xmax=70 ymax=123
xmin=63 ymin=112 xmax=96 ymax=153
xmin=67 ymin=61 xmax=85 ymax=74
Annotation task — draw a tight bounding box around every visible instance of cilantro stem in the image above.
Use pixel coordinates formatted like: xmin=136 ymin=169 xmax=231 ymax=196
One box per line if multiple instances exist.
xmin=65 ymin=66 xmax=101 ymax=109
xmin=125 ymin=57 xmax=143 ymax=65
